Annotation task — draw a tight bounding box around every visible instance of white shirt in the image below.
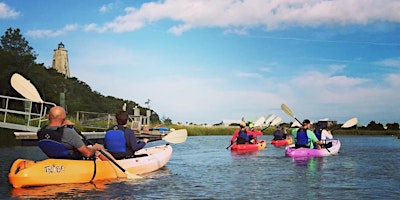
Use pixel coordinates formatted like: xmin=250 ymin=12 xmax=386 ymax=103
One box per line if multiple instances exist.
xmin=321 ymin=129 xmax=333 ymax=140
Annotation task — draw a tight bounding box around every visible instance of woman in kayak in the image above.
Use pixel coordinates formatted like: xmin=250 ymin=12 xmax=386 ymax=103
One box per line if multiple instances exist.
xmin=248 ymin=122 xmax=263 ymax=144
xmin=291 ymin=119 xmax=322 ymax=149
xmin=230 ymin=122 xmax=249 ymax=145
xmin=104 ymin=110 xmax=149 ymax=159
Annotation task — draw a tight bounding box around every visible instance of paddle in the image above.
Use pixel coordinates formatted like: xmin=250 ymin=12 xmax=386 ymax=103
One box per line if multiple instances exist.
xmin=281 ymin=104 xmax=302 ymax=125
xmin=10 ymin=73 xmax=141 ymax=179
xmin=74 ymin=128 xmax=142 ymax=179
xmin=260 ymin=116 xmax=282 ymax=132
xmin=137 ymin=129 xmax=188 ymax=144
xmin=341 ymin=117 xmax=358 ymax=128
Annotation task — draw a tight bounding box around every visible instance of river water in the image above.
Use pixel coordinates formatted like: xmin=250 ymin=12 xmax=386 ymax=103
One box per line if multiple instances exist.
xmin=1 ymin=135 xmax=399 ymax=199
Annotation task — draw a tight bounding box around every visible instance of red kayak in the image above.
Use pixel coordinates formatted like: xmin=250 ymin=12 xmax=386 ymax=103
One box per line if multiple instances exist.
xmin=230 ymin=140 xmax=266 ymax=151
xmin=271 ymin=137 xmax=293 ymax=146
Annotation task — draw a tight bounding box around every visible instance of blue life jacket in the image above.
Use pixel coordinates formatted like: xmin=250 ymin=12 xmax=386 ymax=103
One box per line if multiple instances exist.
xmin=237 ymin=129 xmax=249 ymax=144
xmin=314 ymin=131 xmax=322 ymax=140
xmin=296 ymin=128 xmax=309 ymax=146
xmin=273 ymin=130 xmax=284 ymax=140
xmin=104 ymin=129 xmax=127 ymax=153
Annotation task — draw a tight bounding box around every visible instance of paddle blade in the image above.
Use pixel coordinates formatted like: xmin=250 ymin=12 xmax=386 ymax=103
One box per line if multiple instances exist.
xmin=270 ymin=116 xmax=283 ymax=126
xmin=126 ymin=172 xmax=143 ymax=179
xmin=264 ymin=114 xmax=276 ymax=125
xmin=342 ymin=118 xmax=358 ymax=128
xmin=281 ymin=104 xmax=295 ymax=118
xmin=163 ymin=129 xmax=188 ymax=144
xmin=254 ymin=116 xmax=266 ymax=126
xmin=10 ymin=73 xmax=44 ymax=103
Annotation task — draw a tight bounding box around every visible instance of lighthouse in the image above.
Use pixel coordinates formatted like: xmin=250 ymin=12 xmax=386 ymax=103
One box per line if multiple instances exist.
xmin=52 ymin=42 xmax=70 ymax=78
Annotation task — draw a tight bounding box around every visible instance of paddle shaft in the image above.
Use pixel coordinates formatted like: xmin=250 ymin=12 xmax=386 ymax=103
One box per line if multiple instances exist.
xmin=74 ymin=128 xmax=128 ymax=173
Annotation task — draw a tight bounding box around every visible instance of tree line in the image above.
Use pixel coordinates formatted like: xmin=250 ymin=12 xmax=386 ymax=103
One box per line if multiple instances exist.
xmin=0 ymin=27 xmax=162 ymax=124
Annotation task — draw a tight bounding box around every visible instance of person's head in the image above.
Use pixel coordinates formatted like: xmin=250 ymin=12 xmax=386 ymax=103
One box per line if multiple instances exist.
xmin=116 ymin=110 xmax=129 ymax=125
xmin=302 ymin=119 xmax=311 ymax=128
xmin=48 ymin=106 xmax=67 ymax=125
xmin=249 ymin=122 xmax=254 ymax=129
xmin=239 ymin=122 xmax=246 ymax=128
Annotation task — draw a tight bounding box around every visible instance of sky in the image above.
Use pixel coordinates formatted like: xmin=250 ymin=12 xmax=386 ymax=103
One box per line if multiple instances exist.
xmin=0 ymin=0 xmax=399 ymax=126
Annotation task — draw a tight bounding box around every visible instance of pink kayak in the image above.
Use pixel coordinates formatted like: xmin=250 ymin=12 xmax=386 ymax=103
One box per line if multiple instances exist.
xmin=285 ymin=140 xmax=341 ymax=157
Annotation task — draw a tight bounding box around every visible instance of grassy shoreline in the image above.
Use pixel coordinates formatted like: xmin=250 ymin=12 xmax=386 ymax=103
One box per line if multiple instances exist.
xmin=168 ymin=125 xmax=400 ymax=137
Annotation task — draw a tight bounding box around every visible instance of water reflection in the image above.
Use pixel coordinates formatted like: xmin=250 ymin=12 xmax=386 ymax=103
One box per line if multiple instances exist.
xmin=10 ymin=179 xmax=115 ymax=199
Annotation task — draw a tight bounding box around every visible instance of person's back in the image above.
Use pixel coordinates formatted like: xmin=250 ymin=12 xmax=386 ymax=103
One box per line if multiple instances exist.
xmin=291 ymin=119 xmax=320 ymax=149
xmin=248 ymin=122 xmax=263 ymax=144
xmin=104 ymin=110 xmax=148 ymax=159
xmin=37 ymin=106 xmax=105 ymax=160
xmin=230 ymin=122 xmax=249 ymax=145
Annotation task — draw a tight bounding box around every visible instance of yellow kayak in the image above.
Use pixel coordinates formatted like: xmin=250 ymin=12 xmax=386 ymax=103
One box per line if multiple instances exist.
xmin=9 ymin=144 xmax=172 ymax=188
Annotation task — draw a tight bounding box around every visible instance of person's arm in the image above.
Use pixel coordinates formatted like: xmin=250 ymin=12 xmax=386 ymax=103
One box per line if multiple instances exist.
xmin=322 ymin=129 xmax=333 ymax=139
xmin=230 ymin=130 xmax=239 ymax=143
xmin=77 ymin=143 xmax=103 ymax=158
xmin=66 ymin=128 xmax=103 ymax=157
xmin=127 ymin=129 xmax=146 ymax=152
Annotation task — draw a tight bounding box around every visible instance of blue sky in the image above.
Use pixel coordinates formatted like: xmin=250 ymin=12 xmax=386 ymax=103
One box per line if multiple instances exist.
xmin=1 ymin=0 xmax=399 ymax=126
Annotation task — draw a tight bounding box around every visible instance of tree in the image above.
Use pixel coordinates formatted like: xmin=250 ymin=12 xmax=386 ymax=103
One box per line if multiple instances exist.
xmin=366 ymin=121 xmax=384 ymax=130
xmin=386 ymin=122 xmax=399 ymax=130
xmin=0 ymin=27 xmax=37 ymax=70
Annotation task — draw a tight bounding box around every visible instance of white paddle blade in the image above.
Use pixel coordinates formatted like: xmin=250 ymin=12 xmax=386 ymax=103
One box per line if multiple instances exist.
xmin=163 ymin=129 xmax=188 ymax=144
xmin=264 ymin=114 xmax=276 ymax=125
xmin=291 ymin=120 xmax=302 ymax=127
xmin=254 ymin=116 xmax=266 ymax=126
xmin=10 ymin=73 xmax=44 ymax=103
xmin=270 ymin=117 xmax=283 ymax=126
xmin=281 ymin=104 xmax=295 ymax=118
xmin=342 ymin=118 xmax=358 ymax=128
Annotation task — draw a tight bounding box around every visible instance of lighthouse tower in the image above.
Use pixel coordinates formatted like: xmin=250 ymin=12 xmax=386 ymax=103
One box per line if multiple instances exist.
xmin=52 ymin=42 xmax=70 ymax=78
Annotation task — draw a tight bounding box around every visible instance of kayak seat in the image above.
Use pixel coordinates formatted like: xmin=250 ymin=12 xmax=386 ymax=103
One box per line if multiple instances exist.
xmin=38 ymin=139 xmax=70 ymax=159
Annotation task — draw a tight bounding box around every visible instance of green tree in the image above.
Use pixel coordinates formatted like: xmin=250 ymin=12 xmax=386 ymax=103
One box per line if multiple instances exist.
xmin=0 ymin=27 xmax=37 ymax=70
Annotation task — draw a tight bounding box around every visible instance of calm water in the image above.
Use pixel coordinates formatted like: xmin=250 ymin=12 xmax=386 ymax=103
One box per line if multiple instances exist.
xmin=1 ymin=135 xmax=400 ymax=199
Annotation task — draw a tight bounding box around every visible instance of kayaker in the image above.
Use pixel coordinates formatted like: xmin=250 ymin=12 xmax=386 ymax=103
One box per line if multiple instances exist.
xmin=37 ymin=106 xmax=108 ymax=160
xmin=272 ymin=124 xmax=287 ymax=140
xmin=248 ymin=122 xmax=263 ymax=144
xmin=314 ymin=121 xmax=334 ymax=148
xmin=104 ymin=110 xmax=149 ymax=159
xmin=291 ymin=119 xmax=322 ymax=149
xmin=230 ymin=122 xmax=249 ymax=144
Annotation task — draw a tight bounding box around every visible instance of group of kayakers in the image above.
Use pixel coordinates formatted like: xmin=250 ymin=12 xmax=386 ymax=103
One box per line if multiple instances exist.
xmin=230 ymin=118 xmax=334 ymax=150
xmin=37 ymin=106 xmax=149 ymax=161
xmin=230 ymin=122 xmax=263 ymax=145
xmin=291 ymin=119 xmax=334 ymax=149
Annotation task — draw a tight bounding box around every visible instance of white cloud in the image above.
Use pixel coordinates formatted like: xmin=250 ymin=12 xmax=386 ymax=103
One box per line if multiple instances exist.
xmin=0 ymin=2 xmax=19 ymax=19
xmin=376 ymin=57 xmax=400 ymax=67
xmin=26 ymin=24 xmax=78 ymax=38
xmin=99 ymin=3 xmax=115 ymax=13
xmin=84 ymin=0 xmax=400 ymax=34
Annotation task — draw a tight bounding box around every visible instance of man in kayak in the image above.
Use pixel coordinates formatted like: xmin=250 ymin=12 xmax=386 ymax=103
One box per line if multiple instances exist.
xmin=291 ymin=119 xmax=322 ymax=149
xmin=248 ymin=122 xmax=263 ymax=144
xmin=272 ymin=124 xmax=287 ymax=140
xmin=104 ymin=110 xmax=149 ymax=159
xmin=37 ymin=106 xmax=107 ymax=160
xmin=230 ymin=122 xmax=249 ymax=144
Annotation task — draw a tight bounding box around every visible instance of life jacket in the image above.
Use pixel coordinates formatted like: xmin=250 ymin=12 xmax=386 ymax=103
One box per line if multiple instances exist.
xmin=237 ymin=129 xmax=249 ymax=144
xmin=295 ymin=128 xmax=309 ymax=147
xmin=273 ymin=130 xmax=284 ymax=140
xmin=313 ymin=126 xmax=323 ymax=140
xmin=105 ymin=125 xmax=134 ymax=159
xmin=37 ymin=126 xmax=84 ymax=159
